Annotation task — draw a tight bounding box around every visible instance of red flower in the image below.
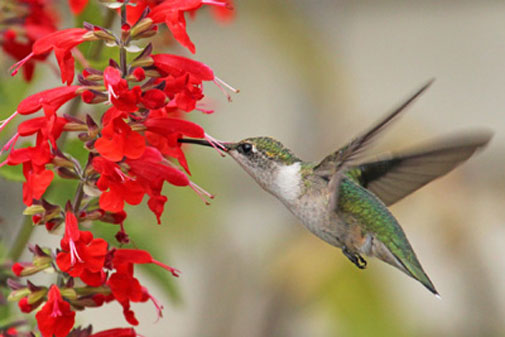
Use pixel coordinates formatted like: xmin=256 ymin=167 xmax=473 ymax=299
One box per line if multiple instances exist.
xmin=92 ymin=157 xmax=145 ymax=213
xmin=107 ymin=249 xmax=179 ymax=325
xmin=35 ymin=285 xmax=75 ymax=337
xmin=6 ymin=139 xmax=54 ymax=206
xmin=11 ymin=28 xmax=94 ymax=85
xmin=56 ymin=207 xmax=108 ymax=286
xmin=103 ymin=66 xmax=142 ymax=111
xmin=150 ymin=0 xmax=231 ymax=53
xmin=69 ymin=0 xmax=89 ymax=14
xmin=152 ymin=53 xmax=237 ymax=109
xmin=18 ymin=115 xmax=67 ymax=148
xmin=126 ymin=146 xmax=190 ymax=223
xmin=17 ymin=85 xmax=80 ymax=115
xmin=95 ymin=114 xmax=146 ymax=162
xmin=1 ymin=0 xmax=58 ymax=81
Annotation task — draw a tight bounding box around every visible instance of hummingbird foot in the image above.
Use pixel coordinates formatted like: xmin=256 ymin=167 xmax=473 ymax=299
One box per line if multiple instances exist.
xmin=342 ymin=247 xmax=367 ymax=269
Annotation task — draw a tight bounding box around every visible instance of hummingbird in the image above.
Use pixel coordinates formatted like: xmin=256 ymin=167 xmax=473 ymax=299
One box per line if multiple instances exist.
xmin=179 ymin=80 xmax=492 ymax=295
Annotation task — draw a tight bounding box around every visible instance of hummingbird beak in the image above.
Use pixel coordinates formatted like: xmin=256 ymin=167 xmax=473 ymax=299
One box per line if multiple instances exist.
xmin=178 ymin=138 xmax=232 ymax=152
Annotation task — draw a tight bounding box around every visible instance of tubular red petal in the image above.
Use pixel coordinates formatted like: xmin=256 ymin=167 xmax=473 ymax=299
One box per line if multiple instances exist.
xmin=144 ymin=117 xmax=204 ymax=138
xmin=32 ymin=28 xmax=89 ymax=56
xmin=17 ymin=86 xmax=80 ymax=115
xmin=152 ymin=54 xmax=214 ymax=80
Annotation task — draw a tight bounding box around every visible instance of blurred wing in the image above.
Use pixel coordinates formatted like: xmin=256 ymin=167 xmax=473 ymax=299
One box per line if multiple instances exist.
xmin=314 ymin=79 xmax=434 ymax=178
xmin=347 ymin=131 xmax=492 ymax=206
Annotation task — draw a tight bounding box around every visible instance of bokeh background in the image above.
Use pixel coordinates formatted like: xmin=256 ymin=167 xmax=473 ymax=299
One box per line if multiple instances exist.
xmin=2 ymin=1 xmax=505 ymax=336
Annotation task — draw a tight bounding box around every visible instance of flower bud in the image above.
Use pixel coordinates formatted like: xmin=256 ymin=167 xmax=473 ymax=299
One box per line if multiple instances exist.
xmin=131 ymin=18 xmax=154 ymax=38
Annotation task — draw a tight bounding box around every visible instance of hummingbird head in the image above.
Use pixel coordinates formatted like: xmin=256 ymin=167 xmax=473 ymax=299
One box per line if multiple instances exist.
xmin=179 ymin=136 xmax=303 ymax=201
xmin=224 ymin=137 xmax=303 ymax=200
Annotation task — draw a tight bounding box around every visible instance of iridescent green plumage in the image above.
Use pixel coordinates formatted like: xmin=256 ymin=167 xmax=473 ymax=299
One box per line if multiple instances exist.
xmin=338 ymin=177 xmax=436 ymax=293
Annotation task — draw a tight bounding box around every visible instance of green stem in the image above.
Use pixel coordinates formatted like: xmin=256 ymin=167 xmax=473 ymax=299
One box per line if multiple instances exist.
xmin=7 ymin=217 xmax=34 ymax=261
xmin=119 ymin=4 xmax=128 ymax=77
xmin=73 ymin=182 xmax=85 ymax=214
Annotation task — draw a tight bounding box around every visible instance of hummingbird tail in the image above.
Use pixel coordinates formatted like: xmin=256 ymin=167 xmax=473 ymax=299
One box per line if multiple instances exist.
xmin=371 ymin=239 xmax=439 ymax=296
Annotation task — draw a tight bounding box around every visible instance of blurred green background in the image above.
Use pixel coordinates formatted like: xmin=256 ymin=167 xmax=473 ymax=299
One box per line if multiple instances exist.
xmin=2 ymin=1 xmax=505 ymax=336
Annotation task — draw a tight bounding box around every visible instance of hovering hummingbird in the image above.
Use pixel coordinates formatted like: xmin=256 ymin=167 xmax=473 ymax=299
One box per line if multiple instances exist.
xmin=180 ymin=80 xmax=492 ymax=295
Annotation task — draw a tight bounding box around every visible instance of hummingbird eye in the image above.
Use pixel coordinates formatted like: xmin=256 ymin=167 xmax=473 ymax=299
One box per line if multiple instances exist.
xmin=238 ymin=143 xmax=253 ymax=155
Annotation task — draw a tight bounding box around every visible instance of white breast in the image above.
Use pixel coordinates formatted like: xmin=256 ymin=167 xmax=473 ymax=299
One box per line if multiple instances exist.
xmin=272 ymin=162 xmax=302 ymax=203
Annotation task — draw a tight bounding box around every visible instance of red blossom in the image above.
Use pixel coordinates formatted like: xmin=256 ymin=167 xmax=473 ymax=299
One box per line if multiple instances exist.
xmin=103 ymin=67 xmax=143 ymax=111
xmin=11 ymin=28 xmax=93 ymax=85
xmin=150 ymin=0 xmax=231 ymax=53
xmin=56 ymin=223 xmax=108 ymax=287
xmin=35 ymin=285 xmax=75 ymax=337
xmin=107 ymin=249 xmax=179 ymax=324
xmin=18 ymin=115 xmax=67 ymax=148
xmin=95 ymin=115 xmax=146 ymax=162
xmin=6 ymin=139 xmax=54 ymax=206
xmin=126 ymin=146 xmax=190 ymax=223
xmin=17 ymin=85 xmax=80 ymax=115
xmin=1 ymin=0 xmax=58 ymax=81
xmin=92 ymin=157 xmax=145 ymax=213
xmin=69 ymin=0 xmax=89 ymax=14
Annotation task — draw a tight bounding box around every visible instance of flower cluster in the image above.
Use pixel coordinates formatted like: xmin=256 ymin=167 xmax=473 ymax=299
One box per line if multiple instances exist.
xmin=0 ymin=0 xmax=58 ymax=81
xmin=1 ymin=0 xmax=234 ymax=336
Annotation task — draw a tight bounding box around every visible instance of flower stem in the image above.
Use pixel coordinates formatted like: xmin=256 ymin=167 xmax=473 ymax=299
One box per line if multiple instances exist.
xmin=7 ymin=217 xmax=33 ymax=261
xmin=120 ymin=4 xmax=128 ymax=77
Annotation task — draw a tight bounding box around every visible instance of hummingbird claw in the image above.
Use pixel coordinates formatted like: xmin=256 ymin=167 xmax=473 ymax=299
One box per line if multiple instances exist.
xmin=342 ymin=247 xmax=367 ymax=269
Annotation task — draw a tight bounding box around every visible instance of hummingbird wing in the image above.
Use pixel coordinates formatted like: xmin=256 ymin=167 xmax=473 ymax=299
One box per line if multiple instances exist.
xmin=314 ymin=79 xmax=434 ymax=177
xmin=347 ymin=131 xmax=492 ymax=206
xmin=335 ymin=177 xmax=438 ymax=294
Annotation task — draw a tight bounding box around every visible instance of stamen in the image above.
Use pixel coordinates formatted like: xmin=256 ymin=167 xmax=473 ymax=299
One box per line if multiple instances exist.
xmin=213 ymin=76 xmax=239 ymax=102
xmin=151 ymin=259 xmax=180 ymax=277
xmin=195 ymin=105 xmax=214 ymax=114
xmin=114 ymin=167 xmax=135 ymax=182
xmin=51 ymin=298 xmax=63 ymax=318
xmin=0 ymin=111 xmax=19 ymax=133
xmin=189 ymin=180 xmax=214 ymax=206
xmin=72 ymin=47 xmax=90 ymax=69
xmin=0 ymin=133 xmax=19 ymax=156
xmin=68 ymin=239 xmax=83 ymax=266
xmin=202 ymin=0 xmax=229 ymax=8
xmin=204 ymin=133 xmax=227 ymax=157
xmin=9 ymin=53 xmax=34 ymax=76
xmin=107 ymin=84 xmax=118 ymax=106
xmin=144 ymin=288 xmax=164 ymax=322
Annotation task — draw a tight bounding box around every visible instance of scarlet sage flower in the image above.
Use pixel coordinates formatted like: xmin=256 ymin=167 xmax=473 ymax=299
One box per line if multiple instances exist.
xmin=95 ymin=117 xmax=146 ymax=162
xmin=69 ymin=0 xmax=89 ymax=15
xmin=107 ymin=249 xmax=179 ymax=324
xmin=126 ymin=146 xmax=190 ymax=223
xmin=103 ymin=66 xmax=142 ymax=111
xmin=6 ymin=140 xmax=54 ymax=206
xmin=0 ymin=86 xmax=79 ymax=134
xmin=92 ymin=157 xmax=145 ymax=213
xmin=1 ymin=0 xmax=58 ymax=81
xmin=152 ymin=53 xmax=237 ymax=104
xmin=11 ymin=28 xmax=95 ymax=85
xmin=149 ymin=0 xmax=231 ymax=53
xmin=35 ymin=285 xmax=75 ymax=337
xmin=56 ymin=206 xmax=108 ymax=286
xmin=18 ymin=115 xmax=67 ymax=148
